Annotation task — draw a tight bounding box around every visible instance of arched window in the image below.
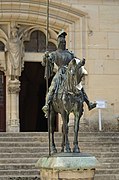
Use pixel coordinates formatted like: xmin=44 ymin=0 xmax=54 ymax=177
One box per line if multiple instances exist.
xmin=48 ymin=42 xmax=57 ymax=52
xmin=24 ymin=30 xmax=56 ymax=52
xmin=0 ymin=41 xmax=4 ymax=51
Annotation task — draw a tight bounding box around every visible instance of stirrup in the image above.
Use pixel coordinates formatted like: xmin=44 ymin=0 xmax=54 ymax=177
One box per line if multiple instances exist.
xmin=88 ymin=102 xmax=97 ymax=111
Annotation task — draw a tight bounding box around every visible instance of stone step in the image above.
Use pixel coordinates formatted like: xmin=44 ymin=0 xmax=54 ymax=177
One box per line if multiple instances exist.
xmin=0 ymin=176 xmax=40 ymax=180
xmin=0 ymin=174 xmax=118 ymax=180
xmin=1 ymin=158 xmax=118 ymax=167
xmin=99 ymin=157 xmax=119 ymax=163
xmin=0 ymin=164 xmax=36 ymax=170
xmin=0 ymin=136 xmax=118 ymax=142
xmin=96 ymin=168 xmax=119 ymax=174
xmin=1 ymin=162 xmax=119 ymax=170
xmin=1 ymin=158 xmax=119 ymax=166
xmin=84 ymin=152 xmax=119 ymax=158
xmin=0 ymin=146 xmax=118 ymax=154
xmin=94 ymin=174 xmax=119 ymax=180
xmin=0 ymin=132 xmax=118 ymax=180
xmin=0 ymin=147 xmax=49 ymax=153
xmin=0 ymin=170 xmax=39 ymax=176
xmin=0 ymin=158 xmax=39 ymax=164
xmin=0 ymin=141 xmax=118 ymax=147
xmin=101 ymin=163 xmax=119 ymax=169
xmin=0 ymin=153 xmax=47 ymax=159
xmin=0 ymin=132 xmax=47 ymax=137
xmin=0 ymin=152 xmax=118 ymax=159
xmin=0 ymin=132 xmax=118 ymax=137
xmin=79 ymin=144 xmax=119 ymax=152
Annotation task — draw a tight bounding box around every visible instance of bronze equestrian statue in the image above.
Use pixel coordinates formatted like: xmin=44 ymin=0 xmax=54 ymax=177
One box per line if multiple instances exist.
xmin=42 ymin=30 xmax=96 ymax=153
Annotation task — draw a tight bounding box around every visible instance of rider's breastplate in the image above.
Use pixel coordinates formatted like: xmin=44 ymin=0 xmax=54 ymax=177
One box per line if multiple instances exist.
xmin=54 ymin=50 xmax=74 ymax=68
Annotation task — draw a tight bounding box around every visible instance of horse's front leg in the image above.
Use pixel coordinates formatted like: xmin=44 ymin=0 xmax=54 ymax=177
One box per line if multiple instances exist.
xmin=61 ymin=111 xmax=71 ymax=153
xmin=73 ymin=106 xmax=83 ymax=153
xmin=50 ymin=110 xmax=57 ymax=154
xmin=73 ymin=113 xmax=80 ymax=153
xmin=61 ymin=124 xmax=65 ymax=152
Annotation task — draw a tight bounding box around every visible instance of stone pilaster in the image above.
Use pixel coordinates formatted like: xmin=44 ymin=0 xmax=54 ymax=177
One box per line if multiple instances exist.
xmin=7 ymin=79 xmax=20 ymax=132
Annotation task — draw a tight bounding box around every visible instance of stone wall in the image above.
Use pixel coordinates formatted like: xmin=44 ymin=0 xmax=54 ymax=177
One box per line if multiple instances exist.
xmin=61 ymin=0 xmax=119 ymax=131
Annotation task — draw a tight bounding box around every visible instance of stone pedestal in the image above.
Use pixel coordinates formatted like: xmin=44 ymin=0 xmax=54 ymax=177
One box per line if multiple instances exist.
xmin=36 ymin=153 xmax=99 ymax=180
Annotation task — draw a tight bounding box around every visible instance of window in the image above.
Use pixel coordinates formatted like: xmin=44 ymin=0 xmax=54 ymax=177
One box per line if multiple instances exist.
xmin=24 ymin=30 xmax=56 ymax=52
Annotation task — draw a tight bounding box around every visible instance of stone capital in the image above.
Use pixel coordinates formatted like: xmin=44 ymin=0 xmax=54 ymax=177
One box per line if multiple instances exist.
xmin=8 ymin=79 xmax=20 ymax=94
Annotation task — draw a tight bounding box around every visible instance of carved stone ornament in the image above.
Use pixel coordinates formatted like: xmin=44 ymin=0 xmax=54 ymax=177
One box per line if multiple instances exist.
xmin=5 ymin=24 xmax=25 ymax=78
xmin=8 ymin=79 xmax=20 ymax=94
xmin=9 ymin=118 xmax=19 ymax=126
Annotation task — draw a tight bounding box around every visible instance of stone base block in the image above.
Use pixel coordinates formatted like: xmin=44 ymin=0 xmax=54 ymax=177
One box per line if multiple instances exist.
xmin=40 ymin=168 xmax=95 ymax=180
xmin=7 ymin=124 xmax=20 ymax=132
xmin=36 ymin=153 xmax=99 ymax=180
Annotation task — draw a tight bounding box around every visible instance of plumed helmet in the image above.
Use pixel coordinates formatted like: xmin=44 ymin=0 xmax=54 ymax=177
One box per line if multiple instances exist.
xmin=57 ymin=29 xmax=67 ymax=38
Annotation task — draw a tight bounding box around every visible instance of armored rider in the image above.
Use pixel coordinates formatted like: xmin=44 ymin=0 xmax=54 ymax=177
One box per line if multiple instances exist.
xmin=42 ymin=30 xmax=96 ymax=115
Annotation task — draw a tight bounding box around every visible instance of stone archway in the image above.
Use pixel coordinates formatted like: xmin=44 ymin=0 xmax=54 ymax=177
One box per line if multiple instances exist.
xmin=0 ymin=71 xmax=6 ymax=132
xmin=0 ymin=1 xmax=87 ymax=132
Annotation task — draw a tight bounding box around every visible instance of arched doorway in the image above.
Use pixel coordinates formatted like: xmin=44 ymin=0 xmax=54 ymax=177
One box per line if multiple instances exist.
xmin=0 ymin=41 xmax=6 ymax=132
xmin=19 ymin=62 xmax=47 ymax=132
xmin=0 ymin=71 xmax=6 ymax=132
xmin=19 ymin=30 xmax=57 ymax=132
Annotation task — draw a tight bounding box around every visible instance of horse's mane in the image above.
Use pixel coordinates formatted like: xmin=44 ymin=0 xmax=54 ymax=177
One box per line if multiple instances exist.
xmin=54 ymin=58 xmax=86 ymax=100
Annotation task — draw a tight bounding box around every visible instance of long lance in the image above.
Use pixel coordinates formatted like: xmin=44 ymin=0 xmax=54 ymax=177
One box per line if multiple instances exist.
xmin=46 ymin=0 xmax=51 ymax=156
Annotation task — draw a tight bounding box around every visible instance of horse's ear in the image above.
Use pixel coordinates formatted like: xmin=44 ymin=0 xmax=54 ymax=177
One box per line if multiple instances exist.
xmin=72 ymin=58 xmax=76 ymax=64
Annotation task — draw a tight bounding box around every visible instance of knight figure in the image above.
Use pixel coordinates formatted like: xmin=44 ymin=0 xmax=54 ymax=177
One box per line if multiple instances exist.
xmin=42 ymin=30 xmax=96 ymax=116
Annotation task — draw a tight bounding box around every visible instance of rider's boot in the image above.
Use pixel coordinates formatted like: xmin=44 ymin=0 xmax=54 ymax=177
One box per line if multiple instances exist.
xmin=81 ymin=88 xmax=97 ymax=111
xmin=88 ymin=102 xmax=97 ymax=111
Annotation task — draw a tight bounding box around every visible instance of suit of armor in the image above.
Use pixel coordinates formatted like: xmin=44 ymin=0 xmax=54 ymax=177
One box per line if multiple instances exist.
xmin=42 ymin=30 xmax=96 ymax=114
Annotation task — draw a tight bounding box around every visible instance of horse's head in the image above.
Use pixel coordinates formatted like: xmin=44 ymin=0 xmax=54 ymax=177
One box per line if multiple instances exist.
xmin=67 ymin=58 xmax=88 ymax=92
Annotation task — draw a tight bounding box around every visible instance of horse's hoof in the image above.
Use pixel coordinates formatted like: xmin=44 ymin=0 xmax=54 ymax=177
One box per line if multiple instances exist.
xmin=51 ymin=147 xmax=57 ymax=154
xmin=65 ymin=148 xmax=71 ymax=153
xmin=67 ymin=149 xmax=71 ymax=153
xmin=73 ymin=147 xmax=80 ymax=153
xmin=61 ymin=148 xmax=64 ymax=152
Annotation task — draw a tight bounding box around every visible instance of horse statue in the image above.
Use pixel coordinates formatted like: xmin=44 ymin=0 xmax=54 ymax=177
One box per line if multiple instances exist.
xmin=48 ymin=57 xmax=87 ymax=154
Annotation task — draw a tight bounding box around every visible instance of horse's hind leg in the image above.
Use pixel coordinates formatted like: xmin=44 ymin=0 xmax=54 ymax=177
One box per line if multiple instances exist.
xmin=73 ymin=115 xmax=80 ymax=153
xmin=50 ymin=110 xmax=57 ymax=154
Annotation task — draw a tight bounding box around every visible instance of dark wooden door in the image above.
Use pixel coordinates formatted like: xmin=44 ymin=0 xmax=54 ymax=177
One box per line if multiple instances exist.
xmin=0 ymin=71 xmax=6 ymax=132
xmin=19 ymin=62 xmax=48 ymax=132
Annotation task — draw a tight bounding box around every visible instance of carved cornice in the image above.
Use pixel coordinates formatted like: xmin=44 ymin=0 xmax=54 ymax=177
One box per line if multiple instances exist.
xmin=0 ymin=1 xmax=87 ymax=31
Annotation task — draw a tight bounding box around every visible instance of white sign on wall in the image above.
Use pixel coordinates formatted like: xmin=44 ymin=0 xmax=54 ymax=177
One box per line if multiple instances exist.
xmin=96 ymin=100 xmax=107 ymax=131
xmin=96 ymin=100 xmax=106 ymax=109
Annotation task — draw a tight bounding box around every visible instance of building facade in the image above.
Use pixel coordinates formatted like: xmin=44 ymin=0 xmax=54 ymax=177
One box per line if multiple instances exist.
xmin=0 ymin=0 xmax=119 ymax=132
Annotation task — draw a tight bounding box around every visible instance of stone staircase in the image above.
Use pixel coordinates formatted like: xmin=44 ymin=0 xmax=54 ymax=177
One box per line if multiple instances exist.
xmin=0 ymin=132 xmax=118 ymax=180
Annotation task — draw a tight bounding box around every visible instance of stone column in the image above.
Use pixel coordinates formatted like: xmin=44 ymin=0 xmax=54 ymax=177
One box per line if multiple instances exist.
xmin=7 ymin=79 xmax=20 ymax=132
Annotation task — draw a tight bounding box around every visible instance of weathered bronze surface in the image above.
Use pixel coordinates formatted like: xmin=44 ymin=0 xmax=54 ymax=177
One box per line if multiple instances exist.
xmin=42 ymin=30 xmax=96 ymax=154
